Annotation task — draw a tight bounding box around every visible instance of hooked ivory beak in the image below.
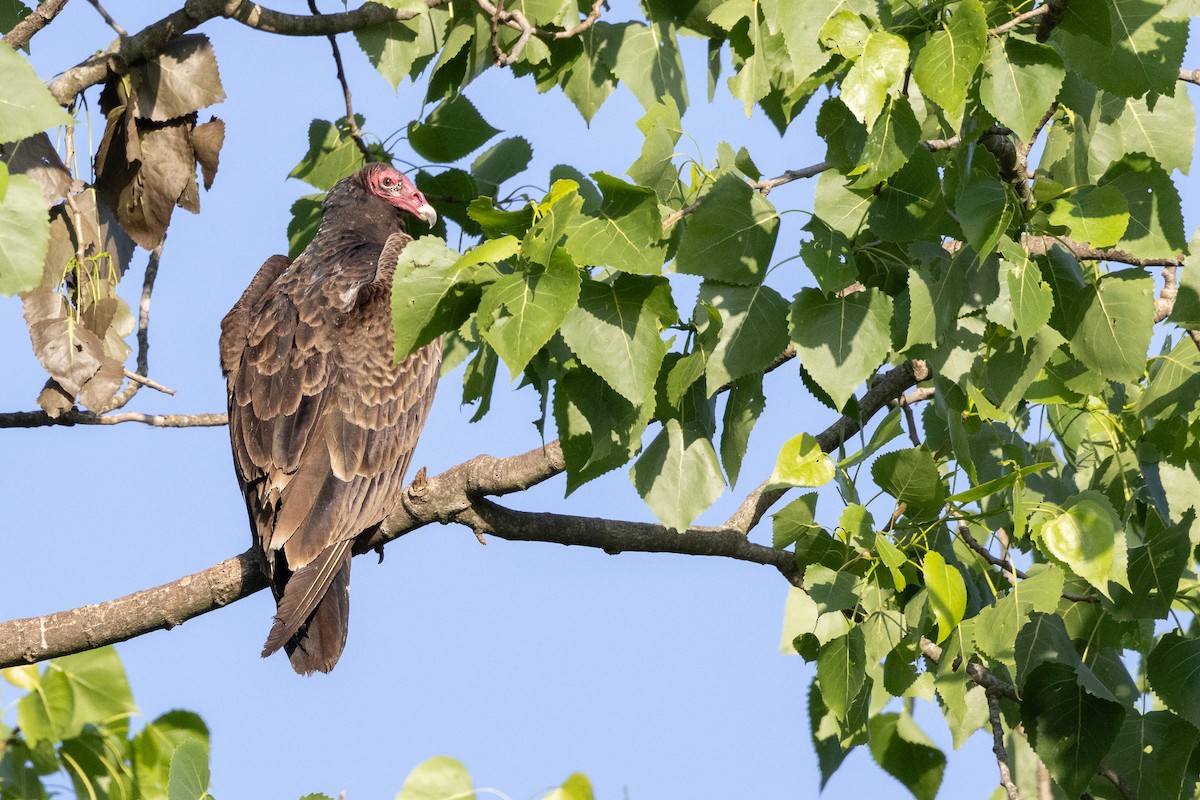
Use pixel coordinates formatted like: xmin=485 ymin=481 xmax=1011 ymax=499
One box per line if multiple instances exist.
xmin=416 ymin=203 xmax=437 ymax=227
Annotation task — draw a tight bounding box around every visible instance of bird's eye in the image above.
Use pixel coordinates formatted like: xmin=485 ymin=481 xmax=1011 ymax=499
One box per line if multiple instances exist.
xmin=381 ymin=177 xmax=395 ymax=189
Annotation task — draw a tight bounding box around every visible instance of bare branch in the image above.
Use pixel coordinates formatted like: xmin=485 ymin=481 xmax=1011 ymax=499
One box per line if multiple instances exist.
xmin=87 ymin=0 xmax=127 ymax=36
xmin=121 ymin=369 xmax=176 ymax=396
xmin=920 ymin=636 xmax=1018 ymax=701
xmin=1182 ymin=68 xmax=1200 ymax=86
xmin=1155 ymin=265 xmax=1178 ymax=323
xmin=0 ymin=409 xmax=227 ymax=428
xmin=48 ymin=0 xmax=451 ymax=105
xmin=102 ymin=246 xmax=162 ymax=413
xmin=308 ymin=0 xmax=372 ymax=161
xmin=956 ymin=521 xmax=1099 ymax=603
xmin=3 ymin=0 xmax=70 ymax=50
xmin=477 ymin=0 xmax=604 ymax=64
xmin=1023 ymin=235 xmax=1185 ymax=268
xmin=988 ymin=691 xmax=1022 ymax=800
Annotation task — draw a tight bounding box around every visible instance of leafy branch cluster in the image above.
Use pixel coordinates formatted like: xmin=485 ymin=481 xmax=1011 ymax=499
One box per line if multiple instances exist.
xmin=3 ymin=0 xmax=1200 ymax=798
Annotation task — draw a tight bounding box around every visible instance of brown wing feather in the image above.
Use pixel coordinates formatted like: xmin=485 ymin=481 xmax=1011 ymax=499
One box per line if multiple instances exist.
xmin=223 ymin=232 xmax=440 ymax=674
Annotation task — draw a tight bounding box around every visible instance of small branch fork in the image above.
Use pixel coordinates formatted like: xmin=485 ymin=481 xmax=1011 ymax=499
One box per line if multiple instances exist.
xmin=2 ymin=0 xmax=71 ymax=50
xmin=0 ymin=358 xmax=929 ymax=668
xmin=476 ymin=0 xmax=604 ymax=66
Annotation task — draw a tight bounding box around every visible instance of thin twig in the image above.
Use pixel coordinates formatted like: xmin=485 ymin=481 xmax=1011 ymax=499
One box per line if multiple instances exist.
xmin=102 ymin=245 xmax=162 ymax=413
xmin=87 ymin=0 xmax=126 ymax=36
xmin=989 ymin=4 xmax=1049 ymax=36
xmin=2 ymin=0 xmax=70 ymax=49
xmin=307 ymin=0 xmax=372 ymax=161
xmin=956 ymin=522 xmax=1099 ymax=603
xmin=0 ymin=410 xmax=227 ymax=428
xmin=476 ymin=0 xmax=603 ymax=64
xmin=988 ymin=691 xmax=1022 ymax=800
xmin=121 ymin=369 xmax=175 ymax=395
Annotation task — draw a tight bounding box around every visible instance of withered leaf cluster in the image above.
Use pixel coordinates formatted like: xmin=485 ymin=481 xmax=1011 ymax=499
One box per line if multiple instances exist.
xmin=5 ymin=33 xmax=226 ymax=416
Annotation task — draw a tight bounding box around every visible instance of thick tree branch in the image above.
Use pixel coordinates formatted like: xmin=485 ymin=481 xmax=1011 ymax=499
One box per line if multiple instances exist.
xmin=0 ymin=357 xmax=926 ymax=667
xmin=0 ymin=409 xmax=227 ymax=428
xmin=2 ymin=0 xmax=70 ymax=50
xmin=48 ymin=0 xmax=450 ymax=105
xmin=1022 ymin=235 xmax=1185 ymax=268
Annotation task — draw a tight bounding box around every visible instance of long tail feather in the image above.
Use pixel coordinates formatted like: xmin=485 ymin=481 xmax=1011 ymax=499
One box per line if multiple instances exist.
xmin=262 ymin=540 xmax=353 ymax=674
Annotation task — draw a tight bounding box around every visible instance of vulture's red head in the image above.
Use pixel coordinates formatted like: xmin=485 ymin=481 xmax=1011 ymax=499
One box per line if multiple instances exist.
xmin=356 ymin=163 xmax=437 ymax=227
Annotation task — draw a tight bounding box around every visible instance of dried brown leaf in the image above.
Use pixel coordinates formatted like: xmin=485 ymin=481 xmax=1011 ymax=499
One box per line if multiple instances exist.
xmin=44 ymin=189 xmax=135 ymax=289
xmin=0 ymin=133 xmax=78 ymax=205
xmin=191 ymin=117 xmax=224 ymax=190
xmin=77 ymin=358 xmax=123 ymax=410
xmin=36 ymin=379 xmax=74 ymax=418
xmin=130 ymin=34 xmax=226 ymax=122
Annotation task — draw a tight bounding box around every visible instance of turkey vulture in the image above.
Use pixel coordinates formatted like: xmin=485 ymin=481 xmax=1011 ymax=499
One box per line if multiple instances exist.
xmin=219 ymin=163 xmax=440 ymax=674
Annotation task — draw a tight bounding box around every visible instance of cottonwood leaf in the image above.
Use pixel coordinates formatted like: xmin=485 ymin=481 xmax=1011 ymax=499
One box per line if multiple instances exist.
xmin=1099 ymin=154 xmax=1187 ymax=259
xmin=788 ymin=287 xmax=892 ymax=411
xmin=720 ymin=373 xmax=763 ymax=486
xmin=922 ymin=550 xmax=965 ymax=643
xmin=674 ymin=173 xmax=779 ymax=285
xmin=396 ymin=756 xmax=475 ymax=800
xmin=407 ymin=94 xmax=500 ymax=163
xmin=816 ymin=627 xmax=867 ymax=724
xmin=166 ymin=740 xmax=209 ymax=800
xmin=912 ymin=0 xmax=986 ymax=113
xmin=563 ymin=172 xmax=665 ymax=275
xmin=130 ymin=34 xmax=225 ymax=122
xmin=840 ymin=32 xmax=908 ymax=128
xmin=1047 ymin=185 xmax=1129 ymax=249
xmin=288 ymin=118 xmax=367 ymax=191
xmin=1060 ymin=0 xmax=1186 ymax=98
xmin=470 ymin=136 xmax=532 ymax=198
xmin=0 ymin=173 xmax=48 ymax=295
xmin=768 ymin=432 xmax=835 ymax=490
xmin=131 ymin=711 xmax=210 ymax=800
xmin=1014 ymin=612 xmax=1116 ymax=701
xmin=554 ymin=364 xmax=654 ymax=492
xmin=561 ymin=26 xmax=617 ymax=123
xmin=478 ymin=251 xmax=581 ymax=379
xmin=867 ymin=713 xmax=945 ymax=800
xmin=973 ymin=564 xmax=1064 ymax=667
xmin=1066 ymin=269 xmax=1153 ymax=385
xmin=1147 ymin=632 xmax=1200 ymax=729
xmin=980 ymin=37 xmax=1064 ymax=141
xmin=597 ymin=21 xmax=688 ymax=113
xmin=390 ymin=236 xmax=477 ymax=359
xmin=629 ymin=418 xmax=724 ymax=531
xmin=1035 ymin=491 xmax=1130 ymax=598
xmin=697 ymin=280 xmax=788 ymax=392
xmin=0 ymin=42 xmax=74 ymax=142
xmin=1021 ymin=663 xmax=1125 ymax=799
xmin=849 ymin=95 xmax=920 ymax=188
xmin=560 ymin=274 xmax=675 ymax=404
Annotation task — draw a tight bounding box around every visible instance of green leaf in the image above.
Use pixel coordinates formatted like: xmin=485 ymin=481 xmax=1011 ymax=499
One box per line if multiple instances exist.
xmin=543 ymin=772 xmax=594 ymax=800
xmin=674 ymin=173 xmax=780 ymax=285
xmin=760 ymin=0 xmax=838 ymax=86
xmin=768 ymin=432 xmax=835 ymax=490
xmin=911 ymin=0 xmax=986 ymax=113
xmin=355 ymin=7 xmax=445 ymax=90
xmin=697 ymin=281 xmax=788 ymax=392
xmin=979 ymin=37 xmax=1064 ymax=141
xmin=1111 ymin=509 xmax=1194 ymax=620
xmin=478 ymin=251 xmax=580 ymax=379
xmin=817 ymin=11 xmax=868 ymax=59
xmin=1088 ymin=89 xmax=1195 ymax=180
xmin=994 ymin=240 xmax=1054 ymax=341
xmin=972 ymin=564 xmax=1064 ymax=667
xmin=629 ymin=418 xmax=725 ymax=531
xmin=1014 ymin=612 xmax=1117 ymax=701
xmin=467 ymin=197 xmax=534 ymax=239
xmin=1060 ymin=0 xmax=1186 ymax=98
xmin=720 ymin=373 xmax=764 ymax=486
xmin=452 ymin=235 xmax=520 ymax=271
xmin=407 ymin=94 xmax=500 ymax=163
xmin=1147 ymin=632 xmax=1200 ymax=729
xmin=563 ymin=172 xmax=665 ymax=275
xmin=772 ymin=493 xmax=821 ymax=549
xmin=1047 ymin=185 xmax=1129 ymax=249
xmin=523 ymin=180 xmax=583 ymax=265
xmin=1099 ymin=154 xmax=1187 ymax=259
xmin=16 ymin=666 xmax=73 ymax=745
xmin=0 ymin=43 xmax=74 ymax=142
xmin=560 ymin=274 xmax=675 ymax=404
xmin=840 ymin=32 xmax=908 ymax=128
xmin=554 ymin=365 xmax=654 ymax=492
xmin=1035 ymin=491 xmax=1129 ymax=597
xmin=816 ymin=627 xmax=867 ymax=723
xmin=396 ymin=756 xmax=475 ymax=800
xmin=597 ymin=20 xmax=688 ymax=113
xmin=470 ymin=136 xmax=532 ymax=198
xmin=0 ymin=1 xmax=31 ymax=36
xmin=813 ymin=168 xmax=871 ymax=239
xmin=865 ymin=146 xmax=944 ymax=243
xmin=956 ymin=173 xmax=1010 ymax=256
xmin=561 ymin=26 xmax=617 ymax=123
xmin=788 ymin=287 xmax=893 ymax=410
xmin=1103 ymin=710 xmax=1200 ymax=800
xmin=626 ymin=99 xmax=682 ymax=203
xmin=849 ymin=95 xmax=920 ymax=188
xmin=1138 ymin=336 xmax=1200 ymax=419
xmin=1066 ymin=269 xmax=1154 ymax=385
xmin=0 ymin=173 xmax=49 ymax=296
xmin=1021 ymin=663 xmax=1125 ymax=798
xmin=922 ymin=550 xmax=965 ymax=643
xmin=808 ymin=679 xmax=865 ymax=788
xmin=286 ymin=193 xmax=325 ymax=259
xmin=390 ymin=236 xmax=477 ymax=359
xmin=867 ymin=713 xmax=946 ymax=800
xmin=289 ymin=118 xmax=372 ymax=191
xmin=132 ymin=710 xmax=210 ymax=800
xmin=166 ymin=739 xmax=210 ymax=800
xmin=872 ymin=449 xmax=945 ymax=513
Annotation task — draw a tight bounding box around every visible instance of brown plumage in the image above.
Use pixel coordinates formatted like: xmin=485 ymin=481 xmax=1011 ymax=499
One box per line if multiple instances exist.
xmin=220 ymin=164 xmax=440 ymax=674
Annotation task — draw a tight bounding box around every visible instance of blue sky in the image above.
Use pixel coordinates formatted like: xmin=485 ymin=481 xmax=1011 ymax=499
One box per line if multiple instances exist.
xmin=2 ymin=3 xmax=1197 ymax=798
